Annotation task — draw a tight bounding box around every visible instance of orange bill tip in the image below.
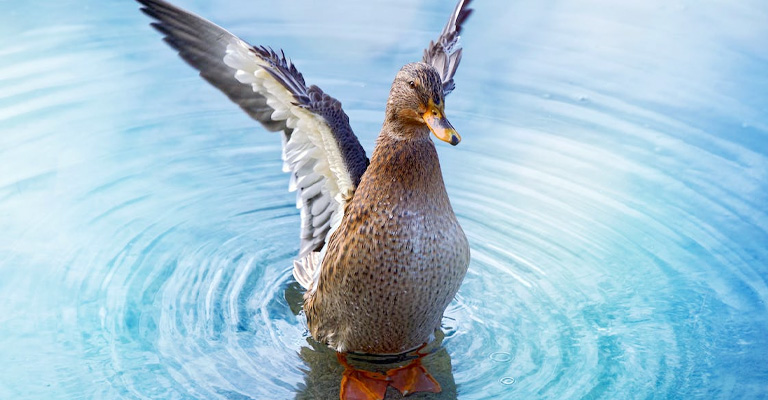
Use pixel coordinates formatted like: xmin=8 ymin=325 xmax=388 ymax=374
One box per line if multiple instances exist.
xmin=423 ymin=107 xmax=461 ymax=146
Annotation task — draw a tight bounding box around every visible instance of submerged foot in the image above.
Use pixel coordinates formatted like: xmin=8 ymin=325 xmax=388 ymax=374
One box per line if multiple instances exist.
xmin=338 ymin=353 xmax=389 ymax=400
xmin=386 ymin=357 xmax=441 ymax=396
xmin=337 ymin=350 xmax=441 ymax=400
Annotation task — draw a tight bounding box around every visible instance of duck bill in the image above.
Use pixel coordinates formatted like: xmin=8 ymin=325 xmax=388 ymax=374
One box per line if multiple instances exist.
xmin=424 ymin=109 xmax=461 ymax=146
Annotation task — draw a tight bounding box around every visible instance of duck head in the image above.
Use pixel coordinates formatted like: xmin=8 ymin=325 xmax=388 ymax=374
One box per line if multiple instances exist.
xmin=385 ymin=62 xmax=461 ymax=146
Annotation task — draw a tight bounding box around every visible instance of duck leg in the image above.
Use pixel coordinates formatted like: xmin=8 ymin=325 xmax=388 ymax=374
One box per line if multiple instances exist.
xmin=337 ymin=353 xmax=389 ymax=400
xmin=386 ymin=356 xmax=441 ymax=396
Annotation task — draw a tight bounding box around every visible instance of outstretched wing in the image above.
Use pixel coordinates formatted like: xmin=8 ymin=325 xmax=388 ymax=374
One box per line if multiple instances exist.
xmin=422 ymin=0 xmax=473 ymax=97
xmin=137 ymin=0 xmax=369 ymax=258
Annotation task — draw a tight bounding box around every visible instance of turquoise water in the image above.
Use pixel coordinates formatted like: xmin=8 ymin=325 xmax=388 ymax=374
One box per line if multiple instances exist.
xmin=1 ymin=0 xmax=767 ymax=399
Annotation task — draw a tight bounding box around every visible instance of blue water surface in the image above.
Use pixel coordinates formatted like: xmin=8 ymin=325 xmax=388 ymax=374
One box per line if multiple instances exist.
xmin=1 ymin=0 xmax=767 ymax=399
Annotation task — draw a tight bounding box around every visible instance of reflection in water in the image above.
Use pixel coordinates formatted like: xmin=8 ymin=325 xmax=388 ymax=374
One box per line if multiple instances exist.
xmin=1 ymin=0 xmax=767 ymax=399
xmin=296 ymin=333 xmax=457 ymax=400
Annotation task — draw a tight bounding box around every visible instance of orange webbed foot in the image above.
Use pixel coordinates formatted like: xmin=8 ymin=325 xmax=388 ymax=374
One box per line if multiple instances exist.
xmin=386 ymin=357 xmax=441 ymax=396
xmin=338 ymin=353 xmax=389 ymax=400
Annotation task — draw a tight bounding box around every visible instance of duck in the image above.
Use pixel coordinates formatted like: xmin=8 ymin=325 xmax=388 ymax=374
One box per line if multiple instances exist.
xmin=137 ymin=1 xmax=473 ymax=399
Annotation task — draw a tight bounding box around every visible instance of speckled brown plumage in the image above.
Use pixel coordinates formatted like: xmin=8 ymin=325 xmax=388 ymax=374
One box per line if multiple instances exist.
xmin=304 ymin=63 xmax=470 ymax=354
xmin=136 ymin=0 xmax=474 ymax=361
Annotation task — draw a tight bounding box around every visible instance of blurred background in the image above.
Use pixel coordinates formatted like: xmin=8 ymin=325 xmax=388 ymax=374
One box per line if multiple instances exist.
xmin=1 ymin=0 xmax=766 ymax=398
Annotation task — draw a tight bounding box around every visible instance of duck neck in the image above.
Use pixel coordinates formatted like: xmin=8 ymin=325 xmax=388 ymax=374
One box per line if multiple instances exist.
xmin=364 ymin=124 xmax=449 ymax=202
xmin=382 ymin=102 xmax=431 ymax=142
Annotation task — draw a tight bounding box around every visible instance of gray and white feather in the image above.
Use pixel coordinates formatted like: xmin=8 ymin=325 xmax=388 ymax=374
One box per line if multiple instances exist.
xmin=422 ymin=0 xmax=473 ymax=96
xmin=138 ymin=0 xmax=369 ymax=259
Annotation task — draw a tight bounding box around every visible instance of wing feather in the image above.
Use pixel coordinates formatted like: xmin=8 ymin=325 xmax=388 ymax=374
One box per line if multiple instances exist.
xmin=137 ymin=0 xmax=369 ymax=263
xmin=422 ymin=0 xmax=474 ymax=96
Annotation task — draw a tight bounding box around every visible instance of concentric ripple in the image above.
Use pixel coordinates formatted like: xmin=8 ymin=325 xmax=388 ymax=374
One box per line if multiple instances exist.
xmin=1 ymin=0 xmax=767 ymax=399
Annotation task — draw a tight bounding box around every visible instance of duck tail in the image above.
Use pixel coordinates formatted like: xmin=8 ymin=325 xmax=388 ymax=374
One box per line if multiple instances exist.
xmin=292 ymin=251 xmax=322 ymax=291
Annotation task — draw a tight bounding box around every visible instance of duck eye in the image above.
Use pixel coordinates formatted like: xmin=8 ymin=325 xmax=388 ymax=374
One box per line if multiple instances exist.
xmin=408 ymin=80 xmax=416 ymax=88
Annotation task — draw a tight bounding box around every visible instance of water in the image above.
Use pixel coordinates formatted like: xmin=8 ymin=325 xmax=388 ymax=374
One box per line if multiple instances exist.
xmin=1 ymin=0 xmax=767 ymax=399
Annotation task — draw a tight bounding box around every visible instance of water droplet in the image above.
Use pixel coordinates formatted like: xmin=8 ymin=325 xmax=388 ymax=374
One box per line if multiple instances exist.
xmin=489 ymin=352 xmax=512 ymax=362
xmin=500 ymin=377 xmax=516 ymax=385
